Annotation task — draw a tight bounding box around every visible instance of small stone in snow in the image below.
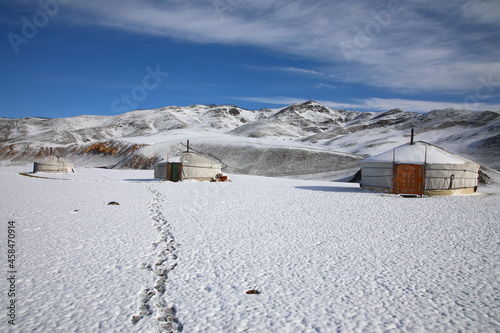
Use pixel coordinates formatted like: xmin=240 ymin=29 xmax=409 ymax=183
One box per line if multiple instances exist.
xmin=246 ymin=289 xmax=260 ymax=294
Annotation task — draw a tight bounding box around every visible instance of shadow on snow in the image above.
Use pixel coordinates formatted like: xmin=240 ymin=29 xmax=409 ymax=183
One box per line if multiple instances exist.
xmin=295 ymin=185 xmax=362 ymax=193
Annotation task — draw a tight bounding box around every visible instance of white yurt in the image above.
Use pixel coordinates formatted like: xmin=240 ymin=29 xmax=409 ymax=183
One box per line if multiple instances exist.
xmin=154 ymin=152 xmax=222 ymax=182
xmin=360 ymin=141 xmax=480 ymax=195
xmin=33 ymin=155 xmax=75 ymax=174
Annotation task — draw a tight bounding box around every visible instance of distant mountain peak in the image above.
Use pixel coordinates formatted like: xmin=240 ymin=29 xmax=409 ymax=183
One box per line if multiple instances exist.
xmin=303 ymin=100 xmax=321 ymax=106
xmin=0 ymin=101 xmax=498 ymax=171
xmin=387 ymin=108 xmax=404 ymax=113
xmin=277 ymin=100 xmax=333 ymax=115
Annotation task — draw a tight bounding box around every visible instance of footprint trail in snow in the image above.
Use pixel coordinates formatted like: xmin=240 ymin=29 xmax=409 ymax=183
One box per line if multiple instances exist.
xmin=131 ymin=185 xmax=182 ymax=332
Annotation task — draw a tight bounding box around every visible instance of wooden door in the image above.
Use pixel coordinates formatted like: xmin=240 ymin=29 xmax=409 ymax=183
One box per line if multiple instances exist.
xmin=167 ymin=163 xmax=182 ymax=182
xmin=393 ymin=164 xmax=424 ymax=195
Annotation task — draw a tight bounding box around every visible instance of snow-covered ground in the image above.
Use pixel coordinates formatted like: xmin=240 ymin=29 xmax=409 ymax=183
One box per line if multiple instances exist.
xmin=1 ymin=166 xmax=499 ymax=332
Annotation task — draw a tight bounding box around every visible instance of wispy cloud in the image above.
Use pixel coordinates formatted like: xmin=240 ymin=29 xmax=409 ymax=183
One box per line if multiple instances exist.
xmin=232 ymin=96 xmax=500 ymax=112
xmin=351 ymin=98 xmax=500 ymax=113
xmin=274 ymin=67 xmax=327 ymax=77
xmin=246 ymin=66 xmax=328 ymax=77
xmin=56 ymin=0 xmax=500 ymax=96
xmin=461 ymin=0 xmax=500 ymax=26
xmin=315 ymin=83 xmax=337 ymax=90
xmin=233 ymin=96 xmax=309 ymax=107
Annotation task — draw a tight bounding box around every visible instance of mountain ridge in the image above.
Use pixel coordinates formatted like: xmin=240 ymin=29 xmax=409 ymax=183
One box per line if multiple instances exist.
xmin=1 ymin=101 xmax=499 ymax=178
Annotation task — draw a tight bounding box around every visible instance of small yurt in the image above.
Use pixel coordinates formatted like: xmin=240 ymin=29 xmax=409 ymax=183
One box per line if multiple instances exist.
xmin=154 ymin=152 xmax=222 ymax=182
xmin=33 ymin=155 xmax=75 ymax=174
xmin=360 ymin=141 xmax=480 ymax=196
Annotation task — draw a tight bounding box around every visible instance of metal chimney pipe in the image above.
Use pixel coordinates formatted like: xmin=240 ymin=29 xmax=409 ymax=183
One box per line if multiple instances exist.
xmin=410 ymin=129 xmax=414 ymax=145
xmin=187 ymin=140 xmax=190 ymax=152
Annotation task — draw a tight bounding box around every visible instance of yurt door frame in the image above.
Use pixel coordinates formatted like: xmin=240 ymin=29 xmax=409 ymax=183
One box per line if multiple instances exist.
xmin=393 ymin=164 xmax=424 ymax=195
xmin=167 ymin=163 xmax=182 ymax=182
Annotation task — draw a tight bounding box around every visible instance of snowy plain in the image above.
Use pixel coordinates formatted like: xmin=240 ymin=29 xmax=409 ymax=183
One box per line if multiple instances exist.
xmin=1 ymin=166 xmax=499 ymax=332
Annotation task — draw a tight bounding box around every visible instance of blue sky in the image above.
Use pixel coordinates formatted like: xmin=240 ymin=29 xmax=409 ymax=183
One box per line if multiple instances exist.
xmin=1 ymin=0 xmax=499 ymax=118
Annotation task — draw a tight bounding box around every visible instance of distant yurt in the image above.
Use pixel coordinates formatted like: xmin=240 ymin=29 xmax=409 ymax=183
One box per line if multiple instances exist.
xmin=360 ymin=141 xmax=480 ymax=196
xmin=33 ymin=155 xmax=75 ymax=174
xmin=154 ymin=152 xmax=222 ymax=182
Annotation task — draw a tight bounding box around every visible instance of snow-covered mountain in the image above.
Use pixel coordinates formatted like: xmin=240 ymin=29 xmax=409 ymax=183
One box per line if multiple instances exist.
xmin=1 ymin=101 xmax=499 ymax=178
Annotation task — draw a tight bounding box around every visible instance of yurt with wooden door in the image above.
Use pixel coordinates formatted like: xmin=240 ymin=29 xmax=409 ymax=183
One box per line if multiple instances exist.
xmin=154 ymin=152 xmax=222 ymax=182
xmin=33 ymin=155 xmax=75 ymax=174
xmin=360 ymin=141 xmax=480 ymax=196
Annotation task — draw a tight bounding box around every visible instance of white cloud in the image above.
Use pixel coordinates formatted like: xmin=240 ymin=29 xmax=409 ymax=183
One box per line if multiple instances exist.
xmin=315 ymin=83 xmax=337 ymax=90
xmin=275 ymin=67 xmax=326 ymax=77
xmin=247 ymin=66 xmax=328 ymax=77
xmin=233 ymin=96 xmax=309 ymax=106
xmin=357 ymin=97 xmax=500 ymax=112
xmin=461 ymin=0 xmax=500 ymax=26
xmin=233 ymin=96 xmax=500 ymax=112
xmin=61 ymin=0 xmax=500 ymax=95
xmin=352 ymin=98 xmax=498 ymax=112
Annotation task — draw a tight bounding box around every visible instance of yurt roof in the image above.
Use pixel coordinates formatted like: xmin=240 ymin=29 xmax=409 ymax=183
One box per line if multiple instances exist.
xmin=37 ymin=155 xmax=74 ymax=165
xmin=166 ymin=152 xmax=221 ymax=168
xmin=362 ymin=142 xmax=476 ymax=165
xmin=180 ymin=152 xmax=221 ymax=167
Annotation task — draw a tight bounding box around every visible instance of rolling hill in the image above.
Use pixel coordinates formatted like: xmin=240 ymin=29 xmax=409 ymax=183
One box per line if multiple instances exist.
xmin=1 ymin=101 xmax=498 ymax=179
